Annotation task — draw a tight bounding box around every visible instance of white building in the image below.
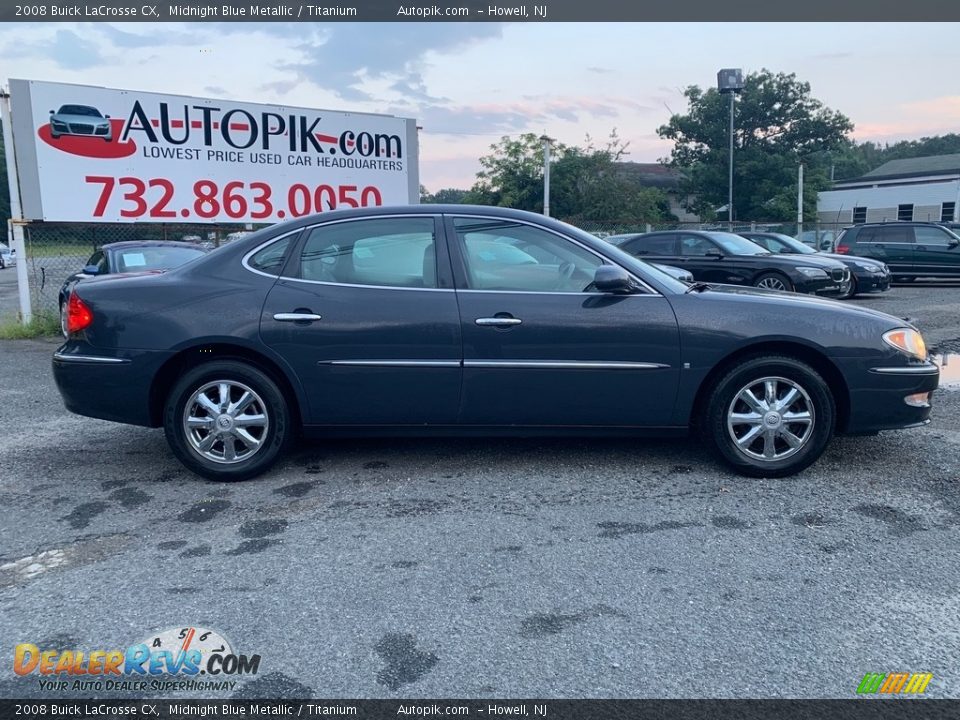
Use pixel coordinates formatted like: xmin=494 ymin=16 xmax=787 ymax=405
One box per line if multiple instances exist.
xmin=817 ymin=153 xmax=960 ymax=225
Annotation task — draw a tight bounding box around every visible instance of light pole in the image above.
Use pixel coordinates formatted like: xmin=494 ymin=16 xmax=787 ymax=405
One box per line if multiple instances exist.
xmin=717 ymin=69 xmax=744 ymax=224
xmin=540 ymin=134 xmax=554 ymax=217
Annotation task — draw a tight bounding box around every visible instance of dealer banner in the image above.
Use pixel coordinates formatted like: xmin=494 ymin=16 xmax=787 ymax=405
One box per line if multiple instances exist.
xmin=7 ymin=78 xmax=420 ymax=223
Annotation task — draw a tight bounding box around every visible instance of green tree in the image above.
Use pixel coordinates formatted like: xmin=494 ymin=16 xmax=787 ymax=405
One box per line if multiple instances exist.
xmin=658 ymin=69 xmax=853 ymax=220
xmin=468 ymin=131 xmax=672 ymax=222
xmin=467 ymin=133 xmax=568 ymax=211
xmin=421 ymin=187 xmax=469 ymax=204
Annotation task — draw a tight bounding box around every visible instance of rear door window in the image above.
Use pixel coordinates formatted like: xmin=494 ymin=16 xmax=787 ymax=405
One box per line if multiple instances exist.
xmin=624 ymin=234 xmax=677 ymax=256
xmin=875 ymin=225 xmax=913 ymax=244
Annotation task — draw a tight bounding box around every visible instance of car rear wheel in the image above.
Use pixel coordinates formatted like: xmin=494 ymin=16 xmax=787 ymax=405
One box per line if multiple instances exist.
xmin=163 ymin=360 xmax=292 ymax=481
xmin=753 ymin=273 xmax=793 ymax=292
xmin=703 ymin=356 xmax=835 ymax=478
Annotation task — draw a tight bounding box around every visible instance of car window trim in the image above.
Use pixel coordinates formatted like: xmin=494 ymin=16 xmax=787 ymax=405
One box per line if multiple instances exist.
xmin=444 ymin=213 xmax=660 ymax=296
xmin=241 ymin=229 xmax=306 ymax=280
xmin=243 ymin=215 xmax=454 ymax=292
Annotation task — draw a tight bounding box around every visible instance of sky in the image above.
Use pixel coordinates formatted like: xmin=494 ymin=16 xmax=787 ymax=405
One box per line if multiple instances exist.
xmin=1 ymin=22 xmax=959 ymax=191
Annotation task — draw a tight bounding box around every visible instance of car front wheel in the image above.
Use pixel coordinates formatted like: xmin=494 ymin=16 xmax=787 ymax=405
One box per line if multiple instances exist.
xmin=163 ymin=360 xmax=292 ymax=481
xmin=753 ymin=272 xmax=793 ymax=292
xmin=704 ymin=356 xmax=835 ymax=478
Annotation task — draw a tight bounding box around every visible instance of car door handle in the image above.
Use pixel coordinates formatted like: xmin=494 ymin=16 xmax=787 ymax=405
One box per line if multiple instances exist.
xmin=274 ymin=313 xmax=322 ymax=322
xmin=475 ymin=317 xmax=522 ymax=327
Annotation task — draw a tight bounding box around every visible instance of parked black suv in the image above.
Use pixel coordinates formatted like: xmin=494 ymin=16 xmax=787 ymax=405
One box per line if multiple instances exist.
xmin=835 ymin=222 xmax=960 ymax=280
xmin=608 ymin=231 xmax=851 ymax=296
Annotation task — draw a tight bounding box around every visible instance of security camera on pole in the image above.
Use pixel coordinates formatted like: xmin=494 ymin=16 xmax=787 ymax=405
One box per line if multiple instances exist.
xmin=717 ymin=69 xmax=744 ymax=224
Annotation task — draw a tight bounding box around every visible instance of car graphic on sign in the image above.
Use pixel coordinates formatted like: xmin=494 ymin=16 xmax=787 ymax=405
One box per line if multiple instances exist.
xmin=49 ymin=104 xmax=112 ymax=141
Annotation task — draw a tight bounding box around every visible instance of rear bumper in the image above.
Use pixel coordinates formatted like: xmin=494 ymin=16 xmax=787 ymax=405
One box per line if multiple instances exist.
xmin=839 ymin=360 xmax=939 ymax=433
xmin=53 ymin=346 xmax=171 ymax=427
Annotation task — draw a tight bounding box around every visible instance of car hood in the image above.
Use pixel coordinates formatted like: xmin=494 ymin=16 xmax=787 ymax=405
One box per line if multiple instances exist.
xmin=744 ymin=253 xmax=846 ymax=270
xmin=696 ymin=282 xmax=912 ymax=326
xmin=817 ymin=252 xmax=885 ymax=267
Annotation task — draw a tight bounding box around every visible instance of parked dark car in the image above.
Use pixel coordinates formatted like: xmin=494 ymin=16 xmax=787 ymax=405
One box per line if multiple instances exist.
xmin=739 ymin=231 xmax=890 ymax=299
xmin=608 ymin=231 xmax=851 ymax=296
xmin=53 ymin=206 xmax=937 ymax=481
xmin=835 ymin=222 xmax=960 ymax=280
xmin=59 ymin=241 xmax=207 ymax=336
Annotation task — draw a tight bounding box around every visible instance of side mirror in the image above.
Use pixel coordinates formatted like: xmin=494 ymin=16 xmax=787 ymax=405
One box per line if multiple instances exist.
xmin=82 ymin=265 xmax=100 ymax=275
xmin=104 ymin=114 xmax=111 ymax=119
xmin=49 ymin=110 xmax=54 ymax=114
xmin=949 ymin=239 xmax=959 ymax=249
xmin=705 ymin=249 xmax=724 ymax=259
xmin=593 ymin=265 xmax=634 ymax=293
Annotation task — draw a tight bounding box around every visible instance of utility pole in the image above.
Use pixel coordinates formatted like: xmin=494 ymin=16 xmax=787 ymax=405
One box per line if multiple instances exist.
xmin=797 ymin=163 xmax=804 ymax=234
xmin=540 ymin=135 xmax=554 ymax=217
xmin=717 ymin=69 xmax=744 ymax=225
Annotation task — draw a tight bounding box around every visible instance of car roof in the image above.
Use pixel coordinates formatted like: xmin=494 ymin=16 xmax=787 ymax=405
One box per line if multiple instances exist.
xmin=101 ymin=240 xmax=206 ymax=251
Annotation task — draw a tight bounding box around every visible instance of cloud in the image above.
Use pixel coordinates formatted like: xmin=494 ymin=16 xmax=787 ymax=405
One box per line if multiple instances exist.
xmin=276 ymin=23 xmax=503 ymax=101
xmin=13 ymin=29 xmax=107 ymax=70
xmin=587 ymin=67 xmax=614 ymax=74
xmin=398 ymin=96 xmax=629 ymax=136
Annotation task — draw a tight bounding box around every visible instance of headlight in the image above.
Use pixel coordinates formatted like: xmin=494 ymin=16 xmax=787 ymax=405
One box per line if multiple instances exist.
xmin=797 ymin=267 xmax=828 ymax=278
xmin=854 ymin=261 xmax=882 ymax=272
xmin=882 ymin=328 xmax=927 ymax=361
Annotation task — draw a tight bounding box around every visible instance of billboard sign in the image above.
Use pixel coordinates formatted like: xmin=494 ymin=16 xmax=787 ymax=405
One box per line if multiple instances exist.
xmin=8 ymin=79 xmax=419 ymax=223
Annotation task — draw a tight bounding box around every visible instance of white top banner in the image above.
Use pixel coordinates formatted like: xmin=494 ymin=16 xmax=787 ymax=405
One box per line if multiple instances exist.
xmin=9 ymin=79 xmax=419 ymax=223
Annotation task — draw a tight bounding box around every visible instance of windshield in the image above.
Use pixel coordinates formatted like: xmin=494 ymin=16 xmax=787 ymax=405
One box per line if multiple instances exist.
xmin=766 ymin=233 xmax=816 ymax=254
xmin=705 ymin=232 xmax=771 ymax=255
xmin=58 ymin=105 xmax=102 ymax=117
xmin=111 ymin=246 xmax=206 ymax=273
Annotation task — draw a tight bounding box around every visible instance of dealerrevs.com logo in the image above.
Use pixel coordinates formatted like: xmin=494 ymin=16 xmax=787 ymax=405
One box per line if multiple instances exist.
xmin=38 ymin=98 xmax=404 ymax=162
xmin=14 ymin=626 xmax=260 ymax=693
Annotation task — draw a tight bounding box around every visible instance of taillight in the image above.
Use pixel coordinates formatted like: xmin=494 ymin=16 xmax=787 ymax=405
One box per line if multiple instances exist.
xmin=66 ymin=292 xmax=94 ymax=334
xmin=835 ymin=244 xmax=850 ymax=254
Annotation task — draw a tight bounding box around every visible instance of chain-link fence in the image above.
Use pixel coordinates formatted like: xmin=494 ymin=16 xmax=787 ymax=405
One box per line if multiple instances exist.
xmin=569 ymin=220 xmax=849 ymax=252
xmin=21 ymin=222 xmax=259 ymax=316
xmin=14 ymin=216 xmax=852 ymax=321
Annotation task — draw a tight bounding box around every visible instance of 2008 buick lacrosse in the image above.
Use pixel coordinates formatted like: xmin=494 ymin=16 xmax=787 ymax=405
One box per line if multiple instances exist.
xmin=53 ymin=206 xmax=939 ymax=481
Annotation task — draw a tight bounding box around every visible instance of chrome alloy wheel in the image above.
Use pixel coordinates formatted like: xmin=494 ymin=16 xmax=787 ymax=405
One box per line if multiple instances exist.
xmin=182 ymin=380 xmax=270 ymax=464
xmin=726 ymin=376 xmax=815 ymax=461
xmin=756 ymin=276 xmax=788 ymax=291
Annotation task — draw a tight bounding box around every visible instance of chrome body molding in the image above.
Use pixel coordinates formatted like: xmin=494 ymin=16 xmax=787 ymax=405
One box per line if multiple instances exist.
xmin=53 ymin=352 xmax=130 ymax=365
xmin=317 ymin=359 xmax=670 ymax=370
xmin=466 ymin=360 xmax=670 ymax=370
xmin=869 ymin=365 xmax=940 ymax=375
xmin=319 ymin=360 xmax=461 ymax=368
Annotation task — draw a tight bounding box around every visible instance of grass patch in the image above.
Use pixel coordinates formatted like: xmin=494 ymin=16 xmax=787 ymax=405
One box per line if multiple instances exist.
xmin=0 ymin=312 xmax=61 ymax=339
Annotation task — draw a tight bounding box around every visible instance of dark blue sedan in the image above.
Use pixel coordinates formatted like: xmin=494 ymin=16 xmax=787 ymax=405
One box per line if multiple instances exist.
xmin=53 ymin=206 xmax=939 ymax=481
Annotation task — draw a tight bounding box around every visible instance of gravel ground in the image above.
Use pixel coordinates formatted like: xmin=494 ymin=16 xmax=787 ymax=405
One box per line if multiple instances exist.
xmin=0 ymin=282 xmax=958 ymax=700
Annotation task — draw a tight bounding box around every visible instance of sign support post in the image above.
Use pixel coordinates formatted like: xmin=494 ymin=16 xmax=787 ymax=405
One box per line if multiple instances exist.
xmin=0 ymin=89 xmax=32 ymax=324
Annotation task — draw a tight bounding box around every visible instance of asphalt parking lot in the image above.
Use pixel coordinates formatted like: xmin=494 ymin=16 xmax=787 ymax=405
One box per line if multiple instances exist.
xmin=1 ymin=277 xmax=958 ymax=699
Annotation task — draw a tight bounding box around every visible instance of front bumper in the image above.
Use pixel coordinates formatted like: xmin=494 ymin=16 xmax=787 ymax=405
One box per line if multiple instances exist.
xmin=53 ymin=346 xmax=172 ymax=427
xmin=854 ymin=269 xmax=892 ymax=293
xmin=838 ymin=359 xmax=939 ymax=434
xmin=797 ymin=275 xmax=846 ymax=297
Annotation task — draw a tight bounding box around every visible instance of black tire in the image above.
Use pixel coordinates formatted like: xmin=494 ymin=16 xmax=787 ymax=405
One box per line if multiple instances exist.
xmin=753 ymin=272 xmax=794 ymax=292
xmin=163 ymin=360 xmax=292 ymax=481
xmin=839 ymin=275 xmax=858 ymax=300
xmin=703 ymin=355 xmax=835 ymax=478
